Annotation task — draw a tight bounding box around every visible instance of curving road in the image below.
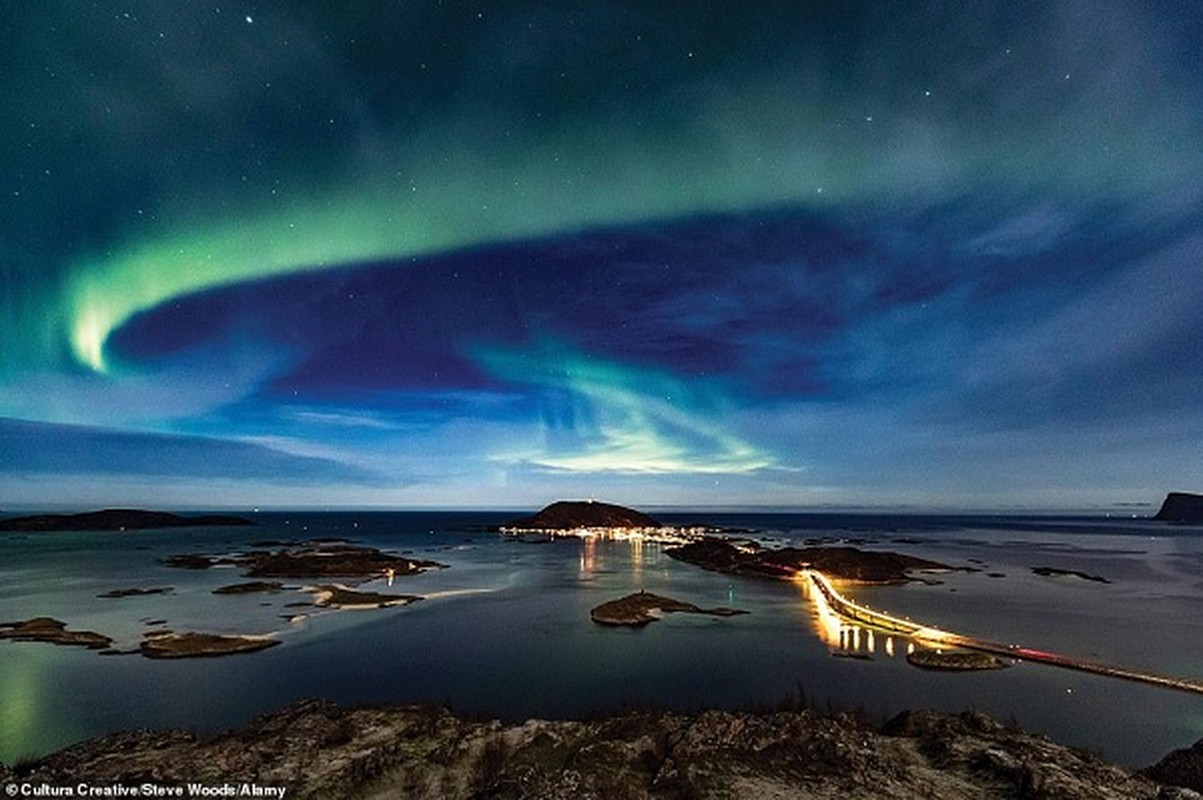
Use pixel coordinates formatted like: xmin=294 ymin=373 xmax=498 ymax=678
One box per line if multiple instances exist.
xmin=802 ymin=568 xmax=1203 ymax=695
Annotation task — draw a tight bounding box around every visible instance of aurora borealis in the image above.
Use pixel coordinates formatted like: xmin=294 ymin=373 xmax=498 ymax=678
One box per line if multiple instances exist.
xmin=3 ymin=2 xmax=1203 ymax=509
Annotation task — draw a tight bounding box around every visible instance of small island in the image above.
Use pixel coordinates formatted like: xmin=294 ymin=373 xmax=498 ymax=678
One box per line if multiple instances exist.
xmin=0 ymin=509 xmax=254 ymax=533
xmin=212 ymin=581 xmax=286 ymax=595
xmin=590 ymin=591 xmax=746 ymax=627
xmin=503 ymin=500 xmax=661 ymax=531
xmin=312 ymin=585 xmax=423 ymax=609
xmin=140 ymin=632 xmax=280 ymax=659
xmin=0 ymin=618 xmax=113 ymax=650
xmin=906 ymin=649 xmax=1009 ymax=672
xmin=1031 ymin=566 xmax=1109 ymax=584
xmin=97 ymin=587 xmax=173 ymax=599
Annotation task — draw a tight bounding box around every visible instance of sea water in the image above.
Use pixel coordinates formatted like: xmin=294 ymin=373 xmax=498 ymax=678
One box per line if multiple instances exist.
xmin=1 ymin=511 xmax=1201 ymax=767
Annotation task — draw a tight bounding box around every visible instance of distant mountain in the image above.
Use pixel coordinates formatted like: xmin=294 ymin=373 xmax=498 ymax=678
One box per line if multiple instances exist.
xmin=1152 ymin=492 xmax=1203 ymax=523
xmin=0 ymin=509 xmax=254 ymax=532
xmin=503 ymin=500 xmax=660 ymax=530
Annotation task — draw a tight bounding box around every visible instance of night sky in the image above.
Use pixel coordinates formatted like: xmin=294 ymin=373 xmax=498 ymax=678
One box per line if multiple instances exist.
xmin=3 ymin=2 xmax=1203 ymax=510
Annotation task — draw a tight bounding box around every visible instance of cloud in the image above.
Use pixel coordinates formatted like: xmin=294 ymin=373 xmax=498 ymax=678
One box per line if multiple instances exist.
xmin=0 ymin=342 xmax=291 ymax=427
xmin=963 ymin=205 xmax=1075 ymax=257
xmin=0 ymin=417 xmax=389 ymax=486
xmin=290 ymin=410 xmax=401 ymax=430
xmin=952 ymin=232 xmax=1203 ymax=428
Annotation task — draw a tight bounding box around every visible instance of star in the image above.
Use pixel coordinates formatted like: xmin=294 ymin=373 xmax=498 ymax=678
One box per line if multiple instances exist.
xmin=1 ymin=1 xmax=1200 ymax=510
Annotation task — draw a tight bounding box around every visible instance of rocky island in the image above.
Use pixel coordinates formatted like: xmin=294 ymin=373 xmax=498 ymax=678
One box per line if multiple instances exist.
xmin=312 ymin=585 xmax=423 ymax=609
xmin=502 ymin=500 xmax=661 ymax=530
xmin=666 ymin=537 xmax=951 ymax=583
xmin=140 ymin=631 xmax=280 ymax=659
xmin=1031 ymin=566 xmax=1110 ymax=583
xmin=0 ymin=617 xmax=113 ymax=650
xmin=0 ymin=508 xmax=254 ymax=532
xmin=590 ymin=591 xmax=746 ymax=627
xmin=97 ymin=586 xmax=174 ymax=598
xmin=3 ymin=700 xmax=1199 ymax=799
xmin=162 ymin=542 xmax=444 ymax=579
xmin=1154 ymin=492 xmax=1203 ymax=523
xmin=212 ymin=581 xmax=287 ymax=595
xmin=906 ymin=648 xmax=1010 ymax=672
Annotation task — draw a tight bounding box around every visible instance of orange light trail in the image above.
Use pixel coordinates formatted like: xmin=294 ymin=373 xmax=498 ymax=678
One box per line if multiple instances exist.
xmin=796 ymin=568 xmax=1203 ymax=694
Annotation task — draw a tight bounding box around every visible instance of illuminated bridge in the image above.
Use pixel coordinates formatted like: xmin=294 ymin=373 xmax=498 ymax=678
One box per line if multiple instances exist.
xmin=801 ymin=568 xmax=1203 ymax=696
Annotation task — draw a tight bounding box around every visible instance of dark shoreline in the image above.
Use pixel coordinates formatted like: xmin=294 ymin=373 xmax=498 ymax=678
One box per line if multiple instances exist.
xmin=0 ymin=509 xmax=254 ymax=532
xmin=665 ymin=537 xmax=955 ymax=583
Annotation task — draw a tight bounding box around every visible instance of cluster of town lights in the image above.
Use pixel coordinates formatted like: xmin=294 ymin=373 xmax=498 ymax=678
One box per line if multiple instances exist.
xmin=499 ymin=525 xmax=706 ymax=545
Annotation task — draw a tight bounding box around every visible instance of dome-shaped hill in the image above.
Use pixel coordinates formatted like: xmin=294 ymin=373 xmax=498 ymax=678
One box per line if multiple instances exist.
xmin=503 ymin=500 xmax=660 ymax=530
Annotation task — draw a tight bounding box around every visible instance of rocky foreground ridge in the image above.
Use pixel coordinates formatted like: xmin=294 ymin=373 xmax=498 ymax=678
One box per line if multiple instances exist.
xmin=3 ymin=701 xmax=1200 ymax=799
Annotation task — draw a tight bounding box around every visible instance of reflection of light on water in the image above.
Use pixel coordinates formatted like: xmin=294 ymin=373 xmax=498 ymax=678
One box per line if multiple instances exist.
xmin=421 ymin=588 xmax=498 ymax=600
xmin=503 ymin=526 xmax=688 ymax=582
xmin=580 ymin=535 xmax=597 ymax=577
xmin=916 ymin=629 xmax=950 ymax=645
xmin=796 ymin=570 xmax=915 ymax=659
xmin=0 ymin=660 xmax=39 ymax=759
xmin=575 ymin=533 xmax=661 ymax=580
xmin=796 ymin=572 xmax=846 ymax=649
xmin=502 ymin=525 xmax=705 ymax=545
xmin=0 ymin=648 xmax=65 ymax=764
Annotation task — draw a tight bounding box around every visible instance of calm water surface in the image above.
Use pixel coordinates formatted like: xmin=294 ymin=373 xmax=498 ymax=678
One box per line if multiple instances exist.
xmin=1 ymin=511 xmax=1201 ymax=767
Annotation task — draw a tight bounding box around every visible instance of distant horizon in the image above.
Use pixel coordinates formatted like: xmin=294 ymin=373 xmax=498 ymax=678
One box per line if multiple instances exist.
xmin=0 ymin=497 xmax=1170 ymax=517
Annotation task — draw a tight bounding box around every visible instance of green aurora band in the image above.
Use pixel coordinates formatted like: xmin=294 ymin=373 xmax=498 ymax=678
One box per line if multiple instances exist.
xmin=63 ymin=72 xmax=1189 ymax=377
xmin=475 ymin=342 xmax=774 ymax=474
xmin=68 ymin=122 xmax=851 ymax=374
